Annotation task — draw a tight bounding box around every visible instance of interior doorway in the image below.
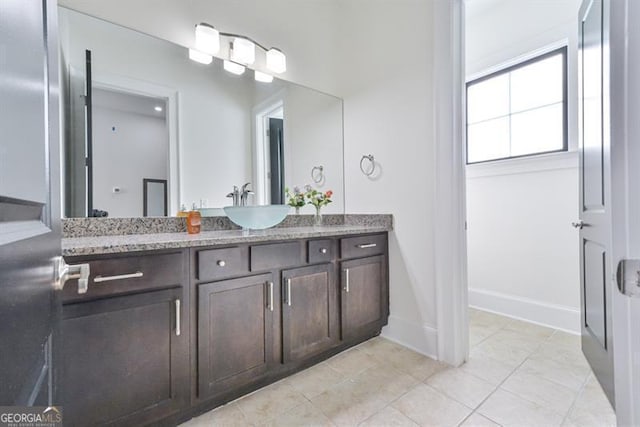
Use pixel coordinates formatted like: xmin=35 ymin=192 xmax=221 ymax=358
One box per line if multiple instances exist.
xmin=253 ymin=99 xmax=284 ymax=205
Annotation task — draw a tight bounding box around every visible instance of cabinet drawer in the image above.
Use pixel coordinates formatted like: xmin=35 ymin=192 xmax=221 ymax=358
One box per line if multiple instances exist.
xmin=341 ymin=234 xmax=386 ymax=259
xmin=308 ymin=239 xmax=333 ymax=264
xmin=62 ymin=252 xmax=183 ymax=303
xmin=251 ymin=241 xmax=304 ymax=271
xmin=197 ymin=246 xmax=249 ymax=281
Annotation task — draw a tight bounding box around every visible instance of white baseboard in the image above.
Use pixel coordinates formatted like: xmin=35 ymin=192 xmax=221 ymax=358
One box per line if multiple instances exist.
xmin=381 ymin=315 xmax=438 ymax=359
xmin=469 ymin=288 xmax=581 ymax=334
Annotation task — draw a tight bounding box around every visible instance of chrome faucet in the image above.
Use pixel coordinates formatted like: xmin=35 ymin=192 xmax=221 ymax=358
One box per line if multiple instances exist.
xmin=240 ymin=182 xmax=254 ymax=206
xmin=226 ymin=186 xmax=240 ymax=206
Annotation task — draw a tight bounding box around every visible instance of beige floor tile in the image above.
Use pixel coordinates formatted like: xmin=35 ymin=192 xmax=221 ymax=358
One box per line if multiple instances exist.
xmin=426 ymin=369 xmax=496 ymax=409
xmin=530 ymin=341 xmax=589 ymax=369
xmin=260 ymin=401 xmax=333 ymax=427
xmin=326 ymin=347 xmax=380 ymax=377
xmin=566 ymin=375 xmax=616 ymax=427
xmin=358 ymin=366 xmax=420 ymax=404
xmin=310 ymin=376 xmax=387 ymax=426
xmin=459 ymin=412 xmax=500 ymax=427
xmin=478 ymin=389 xmax=564 ymax=426
xmin=469 ymin=324 xmax=500 ymax=348
xmin=470 ymin=339 xmax=532 ymax=368
xmin=503 ymin=319 xmax=555 ymax=339
xmin=391 ymin=384 xmax=472 ymax=427
xmin=501 ymin=369 xmax=578 ymax=416
xmin=360 ymin=406 xmax=419 ymax=427
xmin=235 ymin=381 xmax=307 ymax=425
xmin=180 ymin=403 xmax=250 ymax=427
xmin=284 ymin=362 xmax=346 ymax=399
xmin=547 ymin=331 xmax=582 ymax=349
xmin=470 ymin=310 xmax=511 ymax=329
xmin=518 ymin=357 xmax=590 ymax=392
xmin=359 ymin=337 xmax=448 ymax=381
xmin=460 ymin=351 xmax=518 ymax=385
xmin=485 ymin=330 xmax=546 ymax=353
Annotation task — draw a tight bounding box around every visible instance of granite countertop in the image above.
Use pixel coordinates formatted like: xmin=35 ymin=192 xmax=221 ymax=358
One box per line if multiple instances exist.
xmin=62 ymin=224 xmax=391 ymax=256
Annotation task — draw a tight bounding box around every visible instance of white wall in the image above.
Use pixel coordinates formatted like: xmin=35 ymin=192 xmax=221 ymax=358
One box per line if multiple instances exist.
xmin=92 ymin=98 xmax=168 ymax=217
xmin=465 ymin=0 xmax=582 ymax=333
xmin=58 ymin=0 xmax=441 ymax=357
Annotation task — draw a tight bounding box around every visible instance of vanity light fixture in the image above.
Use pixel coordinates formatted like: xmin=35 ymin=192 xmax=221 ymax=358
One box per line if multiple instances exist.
xmin=195 ymin=23 xmax=220 ymax=55
xmin=188 ymin=48 xmax=213 ymax=65
xmin=254 ymin=70 xmax=273 ymax=83
xmin=223 ymin=60 xmax=246 ymax=75
xmin=188 ymin=22 xmax=287 ymax=75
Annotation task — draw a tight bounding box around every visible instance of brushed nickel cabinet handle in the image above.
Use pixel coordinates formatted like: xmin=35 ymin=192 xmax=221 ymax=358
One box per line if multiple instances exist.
xmin=175 ymin=299 xmax=181 ymax=336
xmin=94 ymin=271 xmax=143 ymax=283
xmin=344 ymin=269 xmax=350 ymax=293
xmin=268 ymin=281 xmax=274 ymax=311
xmin=287 ymin=278 xmax=292 ymax=306
xmin=357 ymin=243 xmax=377 ymax=249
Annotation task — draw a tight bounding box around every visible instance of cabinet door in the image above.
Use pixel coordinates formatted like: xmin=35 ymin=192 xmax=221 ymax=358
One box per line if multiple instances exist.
xmin=282 ymin=264 xmax=337 ymax=362
xmin=61 ymin=287 xmax=188 ymax=427
xmin=341 ymin=255 xmax=388 ymax=340
xmin=198 ymin=274 xmax=273 ymax=399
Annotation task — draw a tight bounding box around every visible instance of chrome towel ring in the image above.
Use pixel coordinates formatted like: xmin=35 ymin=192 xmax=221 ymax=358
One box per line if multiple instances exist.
xmin=311 ymin=165 xmax=324 ymax=183
xmin=360 ymin=154 xmax=376 ymax=176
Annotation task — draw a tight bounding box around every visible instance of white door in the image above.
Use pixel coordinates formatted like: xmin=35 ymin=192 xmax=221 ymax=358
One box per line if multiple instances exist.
xmin=608 ymin=0 xmax=640 ymax=424
xmin=577 ymin=0 xmax=615 ymax=404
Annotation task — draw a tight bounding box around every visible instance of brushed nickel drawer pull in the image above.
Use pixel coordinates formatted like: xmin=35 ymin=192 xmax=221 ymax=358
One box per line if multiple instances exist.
xmin=344 ymin=269 xmax=350 ymax=293
xmin=175 ymin=299 xmax=181 ymax=336
xmin=217 ymin=260 xmax=226 ymax=267
xmin=287 ymin=278 xmax=292 ymax=306
xmin=357 ymin=243 xmax=377 ymax=249
xmin=268 ymin=281 xmax=274 ymax=311
xmin=94 ymin=271 xmax=143 ymax=283
xmin=320 ymin=248 xmax=328 ymax=254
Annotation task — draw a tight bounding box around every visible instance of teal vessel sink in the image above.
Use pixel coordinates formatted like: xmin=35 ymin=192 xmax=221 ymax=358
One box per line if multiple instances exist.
xmin=223 ymin=205 xmax=290 ymax=230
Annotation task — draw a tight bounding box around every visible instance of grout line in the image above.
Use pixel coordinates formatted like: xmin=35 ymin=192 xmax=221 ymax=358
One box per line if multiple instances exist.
xmin=560 ymin=372 xmax=592 ymax=426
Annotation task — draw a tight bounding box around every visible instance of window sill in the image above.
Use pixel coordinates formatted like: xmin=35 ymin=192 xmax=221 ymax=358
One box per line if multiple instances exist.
xmin=465 ymin=150 xmax=578 ymax=179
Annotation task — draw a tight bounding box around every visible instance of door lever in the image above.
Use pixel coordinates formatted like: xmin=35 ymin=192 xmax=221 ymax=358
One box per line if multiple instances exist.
xmin=54 ymin=257 xmax=90 ymax=294
xmin=572 ymin=220 xmax=586 ymax=229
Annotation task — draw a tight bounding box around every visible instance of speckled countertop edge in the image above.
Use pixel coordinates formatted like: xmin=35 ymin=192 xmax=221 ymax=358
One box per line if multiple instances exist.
xmin=62 ymin=225 xmax=391 ymax=257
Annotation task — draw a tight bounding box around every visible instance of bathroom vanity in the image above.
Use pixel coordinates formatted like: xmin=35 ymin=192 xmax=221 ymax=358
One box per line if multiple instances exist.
xmin=60 ymin=222 xmax=390 ymax=426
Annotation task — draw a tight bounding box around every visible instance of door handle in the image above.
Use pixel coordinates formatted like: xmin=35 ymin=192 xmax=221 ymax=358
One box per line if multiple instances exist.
xmin=616 ymin=259 xmax=640 ymax=298
xmin=54 ymin=257 xmax=90 ymax=294
xmin=267 ymin=281 xmax=274 ymax=311
xmin=286 ymin=278 xmax=292 ymax=306
xmin=175 ymin=299 xmax=181 ymax=336
xmin=572 ymin=220 xmax=586 ymax=229
xmin=344 ymin=268 xmax=350 ymax=293
xmin=94 ymin=271 xmax=143 ymax=283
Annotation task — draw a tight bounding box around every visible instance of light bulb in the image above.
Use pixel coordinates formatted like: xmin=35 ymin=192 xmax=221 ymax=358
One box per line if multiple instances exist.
xmin=223 ymin=60 xmax=246 ymax=75
xmin=230 ymin=37 xmax=255 ymax=65
xmin=266 ymin=48 xmax=286 ymax=73
xmin=188 ymin=48 xmax=213 ymax=65
xmin=195 ymin=23 xmax=220 ymax=55
xmin=254 ymin=70 xmax=273 ymax=83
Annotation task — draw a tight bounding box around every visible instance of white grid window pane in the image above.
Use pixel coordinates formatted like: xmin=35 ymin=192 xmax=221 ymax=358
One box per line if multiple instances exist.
xmin=467 ymin=74 xmax=510 ymax=124
xmin=510 ymin=54 xmax=563 ymax=113
xmin=467 ymin=117 xmax=510 ymax=163
xmin=510 ymin=103 xmax=564 ymax=156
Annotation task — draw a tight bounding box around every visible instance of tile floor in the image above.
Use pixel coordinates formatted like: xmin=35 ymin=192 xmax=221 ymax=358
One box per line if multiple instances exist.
xmin=181 ymin=309 xmax=616 ymax=426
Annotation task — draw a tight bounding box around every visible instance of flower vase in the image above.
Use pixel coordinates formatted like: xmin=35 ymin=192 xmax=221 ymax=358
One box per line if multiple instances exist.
xmin=295 ymin=206 xmax=300 ymax=215
xmin=314 ymin=206 xmax=323 ymax=227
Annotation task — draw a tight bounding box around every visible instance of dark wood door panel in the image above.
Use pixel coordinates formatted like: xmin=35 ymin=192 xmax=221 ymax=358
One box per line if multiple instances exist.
xmin=61 ymin=287 xmax=187 ymax=426
xmin=282 ymin=264 xmax=336 ymax=362
xmin=198 ymin=274 xmax=273 ymax=399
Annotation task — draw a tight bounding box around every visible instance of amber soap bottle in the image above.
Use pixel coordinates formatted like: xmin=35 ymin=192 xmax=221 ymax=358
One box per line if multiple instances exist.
xmin=186 ymin=210 xmax=201 ymax=234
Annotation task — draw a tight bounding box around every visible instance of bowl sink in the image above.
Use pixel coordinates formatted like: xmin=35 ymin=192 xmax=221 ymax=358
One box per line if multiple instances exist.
xmin=223 ymin=205 xmax=290 ymax=230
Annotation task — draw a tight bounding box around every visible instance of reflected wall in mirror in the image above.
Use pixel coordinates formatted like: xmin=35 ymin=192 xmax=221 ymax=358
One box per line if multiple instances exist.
xmin=59 ymin=7 xmax=344 ymax=218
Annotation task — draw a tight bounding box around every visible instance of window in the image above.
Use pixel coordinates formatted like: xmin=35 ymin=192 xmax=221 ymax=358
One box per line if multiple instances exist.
xmin=466 ymin=47 xmax=568 ymax=164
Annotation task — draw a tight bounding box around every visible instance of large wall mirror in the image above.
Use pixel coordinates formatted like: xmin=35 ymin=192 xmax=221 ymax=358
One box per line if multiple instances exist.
xmin=59 ymin=7 xmax=344 ymax=218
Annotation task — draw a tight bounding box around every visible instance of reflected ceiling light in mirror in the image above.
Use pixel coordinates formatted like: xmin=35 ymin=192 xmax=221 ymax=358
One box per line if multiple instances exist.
xmin=223 ymin=60 xmax=246 ymax=75
xmin=230 ymin=37 xmax=255 ymax=65
xmin=195 ymin=23 xmax=220 ymax=55
xmin=266 ymin=48 xmax=286 ymax=74
xmin=254 ymin=70 xmax=273 ymax=83
xmin=154 ymin=106 xmax=163 ymax=112
xmin=188 ymin=48 xmax=213 ymax=65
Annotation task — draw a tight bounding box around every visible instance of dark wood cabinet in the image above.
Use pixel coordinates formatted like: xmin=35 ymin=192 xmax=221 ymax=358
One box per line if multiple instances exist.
xmin=341 ymin=255 xmax=388 ymax=340
xmin=197 ymin=273 xmax=274 ymax=399
xmin=282 ymin=264 xmax=337 ymax=362
xmin=60 ymin=287 xmax=188 ymax=427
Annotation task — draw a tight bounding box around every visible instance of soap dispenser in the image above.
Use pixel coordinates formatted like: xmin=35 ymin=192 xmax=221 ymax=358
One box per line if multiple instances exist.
xmin=186 ymin=202 xmax=201 ymax=234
